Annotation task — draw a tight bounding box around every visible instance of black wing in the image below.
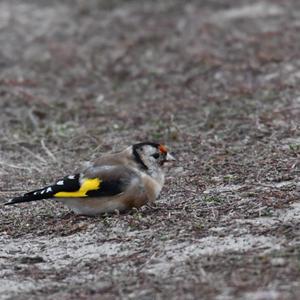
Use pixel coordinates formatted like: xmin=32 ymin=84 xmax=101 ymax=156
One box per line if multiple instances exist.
xmin=5 ymin=166 xmax=137 ymax=205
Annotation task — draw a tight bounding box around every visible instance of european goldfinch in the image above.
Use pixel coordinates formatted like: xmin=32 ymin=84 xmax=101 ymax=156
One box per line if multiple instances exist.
xmin=4 ymin=142 xmax=175 ymax=216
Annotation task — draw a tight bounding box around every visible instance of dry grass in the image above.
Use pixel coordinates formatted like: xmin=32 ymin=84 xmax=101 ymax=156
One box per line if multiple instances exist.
xmin=0 ymin=0 xmax=300 ymax=299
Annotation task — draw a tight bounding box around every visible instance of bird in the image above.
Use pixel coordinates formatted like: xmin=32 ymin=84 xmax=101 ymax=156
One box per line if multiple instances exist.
xmin=4 ymin=142 xmax=176 ymax=216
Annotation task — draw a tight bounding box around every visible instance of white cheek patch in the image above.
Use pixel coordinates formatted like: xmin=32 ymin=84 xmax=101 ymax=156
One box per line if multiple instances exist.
xmin=46 ymin=187 xmax=52 ymax=193
xmin=68 ymin=175 xmax=75 ymax=179
xmin=143 ymin=146 xmax=156 ymax=156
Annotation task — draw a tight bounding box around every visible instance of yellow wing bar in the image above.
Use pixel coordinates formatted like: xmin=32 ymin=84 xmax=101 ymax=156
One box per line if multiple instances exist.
xmin=54 ymin=178 xmax=101 ymax=198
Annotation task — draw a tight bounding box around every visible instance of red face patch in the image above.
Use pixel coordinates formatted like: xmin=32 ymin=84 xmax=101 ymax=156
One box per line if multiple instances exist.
xmin=159 ymin=144 xmax=168 ymax=154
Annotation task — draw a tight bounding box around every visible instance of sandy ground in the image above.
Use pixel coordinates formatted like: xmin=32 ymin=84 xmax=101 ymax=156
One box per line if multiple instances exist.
xmin=0 ymin=0 xmax=300 ymax=299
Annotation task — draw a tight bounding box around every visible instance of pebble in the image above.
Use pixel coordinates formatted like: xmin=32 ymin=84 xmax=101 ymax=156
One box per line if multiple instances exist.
xmin=271 ymin=257 xmax=285 ymax=267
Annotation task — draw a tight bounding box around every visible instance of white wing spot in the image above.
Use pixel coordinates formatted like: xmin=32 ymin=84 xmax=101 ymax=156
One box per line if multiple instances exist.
xmin=34 ymin=192 xmax=38 ymax=195
xmin=56 ymin=180 xmax=64 ymax=185
xmin=40 ymin=190 xmax=45 ymax=194
xmin=68 ymin=175 xmax=75 ymax=179
xmin=46 ymin=187 xmax=52 ymax=193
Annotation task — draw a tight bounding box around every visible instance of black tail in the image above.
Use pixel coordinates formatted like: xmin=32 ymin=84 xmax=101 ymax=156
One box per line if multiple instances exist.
xmin=4 ymin=187 xmax=55 ymax=205
xmin=4 ymin=174 xmax=81 ymax=206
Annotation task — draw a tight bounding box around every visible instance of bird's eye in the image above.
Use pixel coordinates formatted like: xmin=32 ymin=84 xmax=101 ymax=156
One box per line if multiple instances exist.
xmin=152 ymin=153 xmax=160 ymax=159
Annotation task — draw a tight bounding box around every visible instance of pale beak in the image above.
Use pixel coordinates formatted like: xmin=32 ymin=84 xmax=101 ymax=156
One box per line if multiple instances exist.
xmin=165 ymin=152 xmax=176 ymax=162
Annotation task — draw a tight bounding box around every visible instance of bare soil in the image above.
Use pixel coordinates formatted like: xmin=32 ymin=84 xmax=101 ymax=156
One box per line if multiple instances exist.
xmin=0 ymin=0 xmax=300 ymax=299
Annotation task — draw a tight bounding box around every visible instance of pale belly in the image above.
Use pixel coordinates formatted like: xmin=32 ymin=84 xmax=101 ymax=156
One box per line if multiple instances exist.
xmin=57 ymin=197 xmax=128 ymax=216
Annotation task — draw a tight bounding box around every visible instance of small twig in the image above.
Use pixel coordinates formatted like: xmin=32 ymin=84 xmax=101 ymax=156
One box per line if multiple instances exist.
xmin=21 ymin=146 xmax=47 ymax=164
xmin=256 ymin=183 xmax=294 ymax=191
xmin=27 ymin=109 xmax=39 ymax=129
xmin=0 ymin=190 xmax=27 ymax=193
xmin=0 ymin=160 xmax=36 ymax=171
xmin=41 ymin=139 xmax=57 ymax=162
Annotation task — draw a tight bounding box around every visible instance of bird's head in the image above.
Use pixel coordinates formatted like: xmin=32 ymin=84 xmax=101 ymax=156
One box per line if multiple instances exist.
xmin=132 ymin=142 xmax=176 ymax=171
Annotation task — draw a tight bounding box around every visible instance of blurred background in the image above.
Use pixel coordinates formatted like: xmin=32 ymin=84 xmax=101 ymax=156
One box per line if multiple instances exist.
xmin=0 ymin=0 xmax=299 ymax=299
